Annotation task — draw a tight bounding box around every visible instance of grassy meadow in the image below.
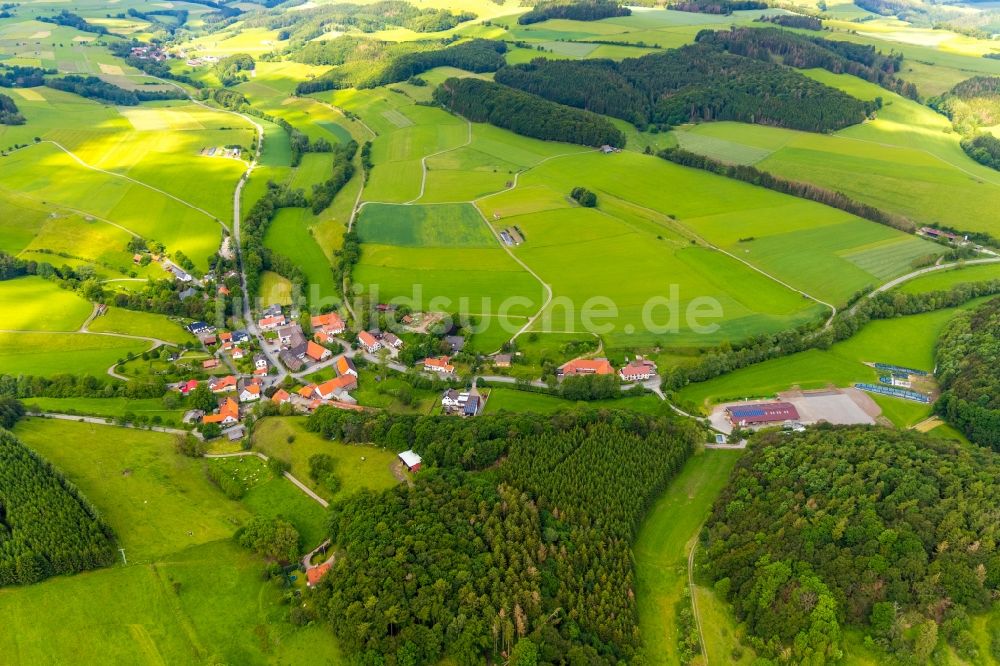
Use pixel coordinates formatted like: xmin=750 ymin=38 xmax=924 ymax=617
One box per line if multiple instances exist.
xmin=87 ymin=307 xmax=191 ymax=344
xmin=0 ymin=276 xmax=92 ymax=331
xmin=0 ymin=418 xmax=341 ymax=664
xmin=0 ymin=331 xmax=148 ymax=377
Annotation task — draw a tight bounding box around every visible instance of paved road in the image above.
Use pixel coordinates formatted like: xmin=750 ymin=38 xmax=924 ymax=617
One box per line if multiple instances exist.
xmin=854 ymin=257 xmax=1000 ymax=309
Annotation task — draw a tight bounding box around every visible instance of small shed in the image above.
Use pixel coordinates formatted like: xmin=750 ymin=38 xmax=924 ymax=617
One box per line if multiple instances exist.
xmin=398 ymin=450 xmax=422 ymax=472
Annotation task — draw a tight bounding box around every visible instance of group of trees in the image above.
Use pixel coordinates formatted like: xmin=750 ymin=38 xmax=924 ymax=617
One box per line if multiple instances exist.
xmin=494 ymin=42 xmax=877 ymax=133
xmin=311 ymin=140 xmax=357 ymax=215
xmin=570 ymin=186 xmax=597 ymax=207
xmin=237 ymin=516 xmax=300 ymax=563
xmin=215 ymin=53 xmax=255 ymax=87
xmin=696 ymin=27 xmax=917 ymax=100
xmin=247 ymin=0 xmax=474 ymax=47
xmin=935 ymin=296 xmax=1000 ymax=449
xmin=0 ymin=92 xmax=24 ymax=125
xmin=704 ymin=426 xmax=1000 ymax=663
xmin=37 ymin=10 xmax=108 ymax=35
xmin=0 ymin=428 xmax=117 ymax=587
xmin=45 ymin=75 xmax=185 ymax=106
xmin=756 ymin=14 xmax=823 ymax=30
xmin=433 ymin=77 xmax=625 ymax=147
xmin=293 ymin=38 xmax=507 ymax=93
xmin=310 ymin=408 xmax=699 ymax=663
xmin=126 ymin=7 xmax=189 ymax=34
xmin=240 ymin=181 xmax=308 ymax=301
xmin=670 ymin=0 xmax=767 ymax=14
xmin=662 ymin=276 xmax=1000 ymax=391
xmin=928 ymin=76 xmax=1000 ymax=168
xmin=0 ymin=64 xmax=53 ymax=88
xmin=0 ymin=373 xmax=166 ymax=401
xmin=960 ymin=133 xmax=1000 ymax=170
xmin=518 ymin=0 xmax=630 ymax=24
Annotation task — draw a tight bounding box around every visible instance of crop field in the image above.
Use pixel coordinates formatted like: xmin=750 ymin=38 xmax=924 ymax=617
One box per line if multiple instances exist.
xmin=265 ymin=207 xmax=339 ymax=305
xmin=87 ymin=307 xmax=191 ymax=344
xmin=353 ymin=203 xmax=543 ymax=341
xmin=0 ymin=331 xmax=149 ymax=377
xmin=1 ymin=418 xmax=341 ymax=664
xmin=0 ymin=277 xmax=92 ymax=331
xmin=634 ymin=449 xmax=743 ymax=666
xmin=677 ymin=299 xmax=991 ymax=425
xmin=252 ymin=417 xmax=400 ymax=502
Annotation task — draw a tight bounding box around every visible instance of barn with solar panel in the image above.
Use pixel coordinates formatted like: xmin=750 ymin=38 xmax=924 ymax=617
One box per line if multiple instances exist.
xmin=726 ymin=402 xmax=800 ymax=427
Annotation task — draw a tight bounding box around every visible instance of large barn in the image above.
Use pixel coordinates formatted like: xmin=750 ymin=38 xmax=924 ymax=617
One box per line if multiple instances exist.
xmin=726 ymin=402 xmax=799 ymax=427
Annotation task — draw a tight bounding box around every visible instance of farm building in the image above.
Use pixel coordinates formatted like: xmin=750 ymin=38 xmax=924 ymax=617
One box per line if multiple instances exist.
xmin=726 ymin=402 xmax=800 ymax=427
xmin=399 ymin=450 xmax=422 ymax=472
xmin=423 ymin=356 xmax=455 ymax=374
xmin=619 ymin=361 xmax=657 ymax=382
xmin=358 ymin=331 xmax=381 ymax=354
xmin=336 ymin=356 xmax=357 ymax=377
xmin=258 ymin=314 xmax=286 ymax=331
xmin=559 ymin=358 xmax=615 ymax=376
xmin=209 ymin=375 xmax=237 ymax=393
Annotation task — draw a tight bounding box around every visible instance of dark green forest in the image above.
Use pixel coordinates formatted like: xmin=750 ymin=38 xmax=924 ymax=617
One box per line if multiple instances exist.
xmin=0 ymin=425 xmax=117 ymax=586
xmin=307 ymin=408 xmax=698 ymax=663
xmin=696 ymin=27 xmax=917 ymax=99
xmin=294 ymin=38 xmax=507 ymax=93
xmin=671 ymin=0 xmax=767 ymax=14
xmin=935 ymin=296 xmax=1000 ymax=449
xmin=493 ymin=43 xmax=878 ymax=132
xmin=433 ymin=77 xmax=625 ymax=147
xmin=45 ymin=76 xmax=186 ymax=106
xmin=704 ymin=426 xmax=1000 ymax=663
xmin=518 ymin=0 xmax=631 ymax=24
xmin=0 ymin=92 xmax=24 ymax=125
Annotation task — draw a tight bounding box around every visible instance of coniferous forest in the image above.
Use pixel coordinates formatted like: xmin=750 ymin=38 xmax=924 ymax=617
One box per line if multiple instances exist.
xmin=433 ymin=77 xmax=626 ymax=147
xmin=308 ymin=408 xmax=698 ymax=664
xmin=0 ymin=427 xmax=117 ymax=586
xmin=703 ymin=426 xmax=1000 ymax=664
xmin=935 ymin=296 xmax=1000 ymax=449
xmin=518 ymin=0 xmax=631 ymax=25
xmin=493 ymin=43 xmax=879 ymax=132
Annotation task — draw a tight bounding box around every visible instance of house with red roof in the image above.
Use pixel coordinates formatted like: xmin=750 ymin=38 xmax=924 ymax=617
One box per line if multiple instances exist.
xmin=726 ymin=402 xmax=799 ymax=427
xmin=306 ymin=562 xmax=331 ymax=587
xmin=619 ymin=361 xmax=656 ymax=382
xmin=209 ymin=375 xmax=237 ymax=393
xmin=202 ymin=397 xmax=239 ymax=425
xmin=423 ymin=356 xmax=455 ymax=374
xmin=336 ymin=356 xmax=357 ymax=377
xmin=311 ymin=312 xmax=345 ymax=342
xmin=558 ymin=358 xmax=615 ymax=377
xmin=358 ymin=330 xmax=380 ymax=354
xmin=271 ymin=389 xmax=291 ymax=405
xmin=177 ymin=379 xmax=199 ymax=395
xmin=315 ymin=374 xmax=358 ymax=400
xmin=305 ymin=341 xmax=331 ymax=363
xmin=258 ymin=314 xmax=286 ymax=331
xmin=239 ymin=384 xmax=261 ymax=403
xmin=202 ymin=358 xmax=220 ymax=370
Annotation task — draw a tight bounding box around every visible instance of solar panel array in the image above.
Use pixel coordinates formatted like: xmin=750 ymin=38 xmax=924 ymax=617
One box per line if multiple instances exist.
xmin=855 ymin=383 xmax=930 ymax=403
xmin=873 ymin=363 xmax=928 ymax=377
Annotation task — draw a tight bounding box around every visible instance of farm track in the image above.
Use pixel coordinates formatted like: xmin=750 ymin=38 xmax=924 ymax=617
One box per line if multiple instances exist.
xmin=850 ymin=257 xmax=1000 ymax=312
xmin=688 ymin=536 xmax=708 ymax=664
xmin=405 ymin=119 xmax=472 ymax=205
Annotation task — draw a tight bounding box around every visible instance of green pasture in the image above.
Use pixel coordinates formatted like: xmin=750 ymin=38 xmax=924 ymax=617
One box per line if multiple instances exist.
xmin=18 ymin=209 xmax=149 ymax=277
xmin=356 ymin=202 xmax=495 ymax=247
xmin=264 ymin=207 xmax=339 ymax=305
xmin=0 ymin=144 xmax=222 ymax=271
xmin=0 ymin=276 xmax=92 ymax=331
xmin=0 ymin=192 xmax=49 ymax=253
xmin=87 ymin=307 xmax=191 ymax=344
xmin=252 ymin=417 xmax=401 ymax=502
xmin=634 ymin=449 xmax=743 ymax=666
xmin=0 ymin=331 xmax=149 ymax=377
xmin=483 ymin=387 xmax=668 ymax=415
xmin=22 ymin=397 xmax=186 ymax=423
xmin=259 ymin=270 xmax=294 ymax=306
xmin=676 ymin=300 xmax=989 ymax=425
xmin=2 ymin=418 xmax=341 ymax=664
xmin=897 ymin=262 xmax=1000 ymax=294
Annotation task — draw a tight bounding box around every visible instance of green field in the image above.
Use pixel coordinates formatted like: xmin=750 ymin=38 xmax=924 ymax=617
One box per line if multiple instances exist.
xmin=0 ymin=276 xmax=92 ymax=331
xmin=356 ymin=202 xmax=496 ymax=247
xmin=264 ymin=208 xmax=339 ymax=305
xmin=87 ymin=307 xmax=191 ymax=344
xmin=634 ymin=449 xmax=743 ymax=665
xmin=0 ymin=418 xmax=341 ymax=664
xmin=896 ymin=262 xmax=1000 ymax=294
xmin=252 ymin=417 xmax=401 ymax=503
xmin=0 ymin=331 xmax=148 ymax=377
xmin=23 ymin=397 xmax=186 ymax=423
xmin=484 ymin=386 xmax=669 ymax=414
xmin=677 ymin=300 xmax=989 ymax=425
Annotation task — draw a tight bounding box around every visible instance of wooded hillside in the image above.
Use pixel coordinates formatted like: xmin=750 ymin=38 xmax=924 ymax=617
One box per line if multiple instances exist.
xmin=704 ymin=426 xmax=1000 ymax=663
xmin=936 ymin=296 xmax=1000 ymax=449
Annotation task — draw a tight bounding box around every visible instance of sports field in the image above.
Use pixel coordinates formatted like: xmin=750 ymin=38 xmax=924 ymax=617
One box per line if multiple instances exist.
xmin=0 ymin=418 xmax=341 ymax=664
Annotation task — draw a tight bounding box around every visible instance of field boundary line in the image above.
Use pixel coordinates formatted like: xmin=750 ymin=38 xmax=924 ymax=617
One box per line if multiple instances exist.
xmin=24 ymin=140 xmax=225 ymax=228
xmin=688 ymin=534 xmax=708 ymax=664
xmin=405 ymin=119 xmax=473 ymax=205
xmin=308 ymin=97 xmax=377 ymax=140
xmin=476 ymin=148 xmax=596 ymax=202
xmin=0 ymin=183 xmax=144 ymax=239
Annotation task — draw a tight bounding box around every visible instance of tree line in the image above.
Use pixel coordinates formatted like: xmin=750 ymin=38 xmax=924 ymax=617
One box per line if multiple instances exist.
xmin=0 ymin=426 xmax=118 ymax=587
xmin=38 ymin=10 xmax=108 ymax=35
xmin=696 ymin=27 xmax=917 ymax=100
xmin=0 ymin=64 xmax=53 ymax=88
xmin=240 ymin=182 xmax=308 ymax=302
xmin=662 ymin=276 xmax=1000 ymax=392
xmin=0 ymin=373 xmax=166 ymax=401
xmin=45 ymin=75 xmax=186 ymax=106
xmin=756 ymin=14 xmax=823 ymax=30
xmin=494 ymin=42 xmax=877 ymax=132
xmin=308 ymin=408 xmax=699 ymax=663
xmin=293 ymin=38 xmax=508 ymax=94
xmin=671 ymin=0 xmax=767 ymax=14
xmin=518 ymin=0 xmax=630 ymax=24
xmin=935 ymin=296 xmax=1000 ymax=450
xmin=433 ymin=77 xmax=625 ymax=147
xmin=311 ymin=139 xmax=357 ymax=215
xmin=704 ymin=426 xmax=1000 ymax=663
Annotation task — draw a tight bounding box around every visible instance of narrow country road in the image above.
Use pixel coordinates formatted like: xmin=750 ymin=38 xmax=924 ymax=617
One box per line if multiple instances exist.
xmin=850 ymin=257 xmax=1000 ymax=313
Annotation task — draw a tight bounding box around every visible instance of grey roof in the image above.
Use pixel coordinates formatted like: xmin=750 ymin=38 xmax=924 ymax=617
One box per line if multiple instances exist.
xmin=445 ymin=336 xmax=465 ymax=352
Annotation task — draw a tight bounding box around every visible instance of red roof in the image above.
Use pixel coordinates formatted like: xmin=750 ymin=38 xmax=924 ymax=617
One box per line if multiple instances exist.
xmin=202 ymin=359 xmax=220 ymax=369
xmin=316 ymin=374 xmax=357 ymax=399
xmin=178 ymin=379 xmax=198 ymax=394
xmin=424 ymin=356 xmax=454 ymax=371
xmin=305 ymin=341 xmax=329 ymax=361
xmin=726 ymin=402 xmax=799 ymax=425
xmin=307 ymin=563 xmax=331 ymax=586
xmin=203 ymin=397 xmax=239 ymax=424
xmin=311 ymin=312 xmax=345 ymax=331
xmin=560 ymin=358 xmax=614 ymax=376
xmin=358 ymin=331 xmax=378 ymax=349
xmin=272 ymin=389 xmax=291 ymax=404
